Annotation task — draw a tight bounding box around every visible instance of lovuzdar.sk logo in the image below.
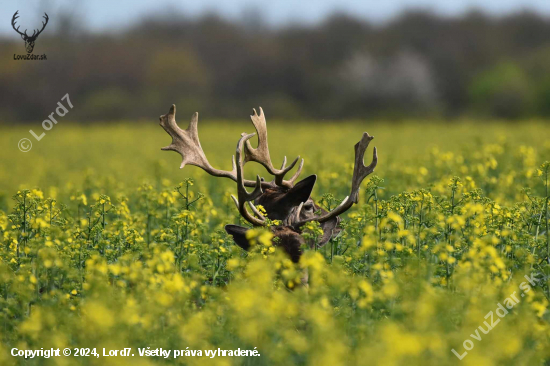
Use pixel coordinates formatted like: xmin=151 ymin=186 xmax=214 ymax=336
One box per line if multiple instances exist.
xmin=12 ymin=10 xmax=48 ymax=60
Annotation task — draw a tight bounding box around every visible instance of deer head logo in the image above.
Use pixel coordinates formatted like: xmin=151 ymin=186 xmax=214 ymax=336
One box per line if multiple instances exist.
xmin=159 ymin=105 xmax=378 ymax=268
xmin=12 ymin=11 xmax=49 ymax=54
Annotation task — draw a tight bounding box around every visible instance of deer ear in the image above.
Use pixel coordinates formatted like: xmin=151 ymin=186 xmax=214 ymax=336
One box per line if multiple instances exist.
xmin=282 ymin=175 xmax=317 ymax=206
xmin=225 ymin=225 xmax=251 ymax=250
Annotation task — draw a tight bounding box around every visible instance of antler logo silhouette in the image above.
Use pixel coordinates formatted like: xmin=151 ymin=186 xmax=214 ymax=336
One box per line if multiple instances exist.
xmin=11 ymin=11 xmax=49 ymax=54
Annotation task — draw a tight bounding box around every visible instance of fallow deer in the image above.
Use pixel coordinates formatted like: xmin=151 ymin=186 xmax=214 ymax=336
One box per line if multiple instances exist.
xmin=158 ymin=105 xmax=377 ymax=263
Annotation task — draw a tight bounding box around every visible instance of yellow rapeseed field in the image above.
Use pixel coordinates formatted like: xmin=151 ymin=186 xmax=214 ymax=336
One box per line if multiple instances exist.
xmin=0 ymin=119 xmax=550 ymax=365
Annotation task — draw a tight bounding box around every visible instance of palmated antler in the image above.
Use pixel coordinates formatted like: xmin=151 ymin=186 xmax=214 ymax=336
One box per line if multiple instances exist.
xmin=159 ymin=105 xmax=304 ymax=188
xmin=245 ymin=108 xmax=304 ymax=188
xmin=159 ymin=104 xmax=263 ymax=187
xmin=293 ymin=132 xmax=377 ymax=227
xmin=231 ymin=134 xmax=266 ymax=226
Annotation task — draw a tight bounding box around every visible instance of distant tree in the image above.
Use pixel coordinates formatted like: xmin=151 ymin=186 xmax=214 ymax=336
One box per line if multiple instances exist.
xmin=2 ymin=10 xmax=550 ymax=122
xmin=469 ymin=62 xmax=534 ymax=119
xmin=524 ymin=47 xmax=550 ymax=117
xmin=337 ymin=50 xmax=439 ymax=117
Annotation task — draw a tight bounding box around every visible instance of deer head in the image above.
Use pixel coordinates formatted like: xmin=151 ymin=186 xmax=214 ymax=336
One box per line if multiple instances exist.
xmin=12 ymin=11 xmax=49 ymax=54
xmin=158 ymin=105 xmax=377 ymax=263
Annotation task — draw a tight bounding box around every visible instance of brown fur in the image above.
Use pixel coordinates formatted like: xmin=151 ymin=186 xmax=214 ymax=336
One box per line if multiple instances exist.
xmin=227 ymin=175 xmax=343 ymax=264
xmin=270 ymin=226 xmax=305 ymax=263
xmin=256 ymin=176 xmax=341 ymax=248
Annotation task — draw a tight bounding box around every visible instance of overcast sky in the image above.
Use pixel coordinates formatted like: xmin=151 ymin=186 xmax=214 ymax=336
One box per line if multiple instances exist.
xmin=2 ymin=0 xmax=550 ymax=37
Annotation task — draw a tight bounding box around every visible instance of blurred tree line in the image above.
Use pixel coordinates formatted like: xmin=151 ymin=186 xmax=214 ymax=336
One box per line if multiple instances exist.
xmin=2 ymin=10 xmax=550 ymax=122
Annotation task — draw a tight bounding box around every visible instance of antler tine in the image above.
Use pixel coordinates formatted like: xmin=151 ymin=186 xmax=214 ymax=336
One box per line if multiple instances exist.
xmin=283 ymin=202 xmax=304 ymax=226
xmin=285 ymin=158 xmax=304 ymax=186
xmin=244 ymin=107 xmax=302 ymax=188
xmin=34 ymin=13 xmax=49 ymax=37
xmin=159 ymin=104 xmax=260 ymax=187
xmin=293 ymin=132 xmax=377 ymax=227
xmin=230 ymin=133 xmax=266 ymax=226
xmin=350 ymin=132 xmax=377 ymax=203
xmin=11 ymin=11 xmax=25 ymax=37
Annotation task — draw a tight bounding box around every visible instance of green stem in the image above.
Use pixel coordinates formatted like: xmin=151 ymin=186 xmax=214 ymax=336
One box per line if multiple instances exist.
xmin=545 ymin=169 xmax=549 ymax=262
